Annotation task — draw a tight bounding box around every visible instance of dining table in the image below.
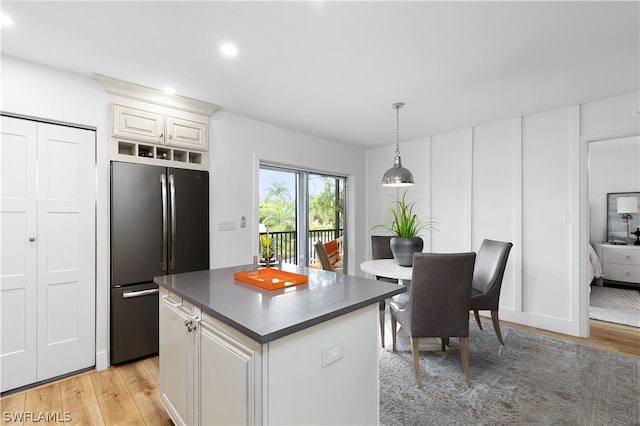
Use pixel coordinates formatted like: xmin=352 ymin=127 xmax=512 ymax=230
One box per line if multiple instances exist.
xmin=360 ymin=258 xmax=412 ymax=284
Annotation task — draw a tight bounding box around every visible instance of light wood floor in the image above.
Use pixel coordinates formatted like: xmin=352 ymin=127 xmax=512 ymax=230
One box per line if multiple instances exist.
xmin=0 ymin=357 xmax=171 ymax=426
xmin=1 ymin=319 xmax=638 ymax=426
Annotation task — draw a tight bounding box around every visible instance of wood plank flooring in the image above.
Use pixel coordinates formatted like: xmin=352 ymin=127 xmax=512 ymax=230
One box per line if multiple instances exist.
xmin=0 ymin=357 xmax=170 ymax=426
xmin=1 ymin=319 xmax=637 ymax=425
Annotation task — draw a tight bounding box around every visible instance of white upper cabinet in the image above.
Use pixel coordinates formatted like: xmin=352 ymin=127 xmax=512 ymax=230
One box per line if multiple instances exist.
xmin=95 ymin=74 xmax=221 ymax=170
xmin=166 ymin=115 xmax=208 ymax=151
xmin=113 ymin=104 xmax=165 ymax=143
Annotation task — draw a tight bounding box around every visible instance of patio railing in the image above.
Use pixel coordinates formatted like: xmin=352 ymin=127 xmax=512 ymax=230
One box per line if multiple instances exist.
xmin=259 ymin=229 xmax=344 ymax=265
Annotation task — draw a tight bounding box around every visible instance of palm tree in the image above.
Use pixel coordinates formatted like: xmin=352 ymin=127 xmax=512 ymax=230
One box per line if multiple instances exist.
xmin=265 ymin=181 xmax=291 ymax=203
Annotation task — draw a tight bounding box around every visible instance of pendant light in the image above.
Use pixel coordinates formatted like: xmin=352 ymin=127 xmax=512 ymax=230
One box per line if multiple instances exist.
xmin=381 ymin=102 xmax=415 ymax=187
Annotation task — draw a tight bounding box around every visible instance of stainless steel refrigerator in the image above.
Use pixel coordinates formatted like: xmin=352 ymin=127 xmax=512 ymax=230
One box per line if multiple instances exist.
xmin=110 ymin=161 xmax=209 ymax=364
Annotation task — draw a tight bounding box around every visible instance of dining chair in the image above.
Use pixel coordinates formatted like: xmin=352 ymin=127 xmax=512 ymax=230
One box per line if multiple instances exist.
xmin=470 ymin=239 xmax=513 ymax=345
xmin=314 ymin=240 xmax=334 ymax=271
xmin=389 ymin=252 xmax=476 ymax=387
xmin=371 ymin=235 xmax=397 ymax=347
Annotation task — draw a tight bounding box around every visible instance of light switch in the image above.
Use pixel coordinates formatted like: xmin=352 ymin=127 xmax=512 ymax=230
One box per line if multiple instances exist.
xmin=217 ymin=220 xmax=236 ymax=231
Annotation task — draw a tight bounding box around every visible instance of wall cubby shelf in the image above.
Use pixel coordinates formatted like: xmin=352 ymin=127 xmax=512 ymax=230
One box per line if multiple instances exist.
xmin=116 ymin=141 xmax=202 ymax=167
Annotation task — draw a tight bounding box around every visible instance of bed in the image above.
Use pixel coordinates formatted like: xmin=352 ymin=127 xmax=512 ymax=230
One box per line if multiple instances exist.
xmin=589 ymin=243 xmax=603 ymax=288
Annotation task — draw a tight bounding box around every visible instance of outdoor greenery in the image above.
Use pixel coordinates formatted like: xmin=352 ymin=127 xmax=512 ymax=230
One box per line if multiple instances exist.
xmin=259 ymin=177 xmax=343 ymax=232
xmin=260 ymin=181 xmax=295 ymax=231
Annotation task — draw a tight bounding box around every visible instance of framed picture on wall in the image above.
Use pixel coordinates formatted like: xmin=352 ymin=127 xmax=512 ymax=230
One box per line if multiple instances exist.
xmin=607 ymin=192 xmax=640 ymax=244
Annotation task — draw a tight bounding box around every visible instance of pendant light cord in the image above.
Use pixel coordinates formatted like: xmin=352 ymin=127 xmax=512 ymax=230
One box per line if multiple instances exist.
xmin=395 ymin=105 xmax=400 ymax=157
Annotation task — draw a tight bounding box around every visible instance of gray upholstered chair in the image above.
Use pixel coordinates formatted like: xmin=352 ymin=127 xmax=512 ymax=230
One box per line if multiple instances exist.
xmin=371 ymin=236 xmax=397 ymax=347
xmin=470 ymin=239 xmax=513 ymax=345
xmin=389 ymin=252 xmax=476 ymax=387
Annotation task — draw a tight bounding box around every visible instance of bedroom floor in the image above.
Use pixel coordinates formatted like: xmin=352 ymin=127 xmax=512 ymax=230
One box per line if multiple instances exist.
xmin=589 ymin=283 xmax=640 ymax=328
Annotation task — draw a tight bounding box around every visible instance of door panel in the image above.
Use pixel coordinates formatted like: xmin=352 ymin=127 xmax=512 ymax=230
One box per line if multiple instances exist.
xmin=200 ymin=323 xmax=251 ymax=425
xmin=0 ymin=117 xmax=37 ymax=392
xmin=111 ymin=162 xmax=165 ymax=285
xmin=36 ymin=123 xmax=95 ymax=381
xmin=169 ymin=168 xmax=209 ymax=274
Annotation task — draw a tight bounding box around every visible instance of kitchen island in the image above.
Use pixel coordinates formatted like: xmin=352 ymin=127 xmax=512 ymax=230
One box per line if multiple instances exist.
xmin=154 ymin=263 xmax=405 ymax=426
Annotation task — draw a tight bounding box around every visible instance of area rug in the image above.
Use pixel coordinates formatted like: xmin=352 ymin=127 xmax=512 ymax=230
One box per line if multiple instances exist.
xmin=379 ymin=322 xmax=639 ymax=425
xmin=590 ymin=285 xmax=640 ymax=328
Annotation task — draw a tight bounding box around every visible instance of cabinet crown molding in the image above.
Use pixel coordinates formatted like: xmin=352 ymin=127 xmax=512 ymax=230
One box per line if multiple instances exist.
xmin=93 ymin=73 xmax=221 ymax=117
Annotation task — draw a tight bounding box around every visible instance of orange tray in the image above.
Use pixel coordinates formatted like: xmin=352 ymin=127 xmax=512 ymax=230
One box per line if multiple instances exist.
xmin=234 ymin=268 xmax=308 ymax=290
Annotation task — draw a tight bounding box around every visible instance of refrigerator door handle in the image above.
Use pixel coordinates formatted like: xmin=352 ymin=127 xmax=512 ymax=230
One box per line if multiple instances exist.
xmin=169 ymin=174 xmax=176 ymax=271
xmin=122 ymin=288 xmax=159 ymax=299
xmin=161 ymin=173 xmax=168 ymax=272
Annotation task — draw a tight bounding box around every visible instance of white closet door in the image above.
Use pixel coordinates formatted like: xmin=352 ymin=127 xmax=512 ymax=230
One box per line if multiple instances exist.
xmin=0 ymin=117 xmax=38 ymax=392
xmin=36 ymin=123 xmax=95 ymax=380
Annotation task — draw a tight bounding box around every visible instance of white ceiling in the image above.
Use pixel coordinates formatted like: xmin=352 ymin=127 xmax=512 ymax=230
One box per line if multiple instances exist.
xmin=1 ymin=1 xmax=638 ymax=148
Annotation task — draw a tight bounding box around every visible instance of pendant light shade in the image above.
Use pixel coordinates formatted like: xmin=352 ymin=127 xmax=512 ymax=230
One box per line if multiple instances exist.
xmin=381 ymin=102 xmax=415 ymax=187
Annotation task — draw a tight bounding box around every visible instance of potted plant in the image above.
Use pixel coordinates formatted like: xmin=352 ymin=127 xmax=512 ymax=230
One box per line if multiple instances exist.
xmin=371 ymin=190 xmax=435 ymax=266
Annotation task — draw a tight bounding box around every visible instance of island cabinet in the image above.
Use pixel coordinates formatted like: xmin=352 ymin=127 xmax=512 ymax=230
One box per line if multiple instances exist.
xmin=155 ymin=265 xmax=405 ymax=426
xmin=160 ymin=289 xmax=261 ymax=425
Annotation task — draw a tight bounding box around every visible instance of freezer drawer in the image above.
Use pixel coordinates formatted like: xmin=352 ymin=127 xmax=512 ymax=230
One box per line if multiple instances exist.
xmin=111 ymin=283 xmax=159 ymax=364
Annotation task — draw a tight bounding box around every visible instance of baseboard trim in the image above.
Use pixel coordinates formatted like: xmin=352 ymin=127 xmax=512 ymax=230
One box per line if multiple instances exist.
xmin=485 ymin=309 xmax=581 ymax=336
xmin=95 ymin=350 xmax=109 ymax=371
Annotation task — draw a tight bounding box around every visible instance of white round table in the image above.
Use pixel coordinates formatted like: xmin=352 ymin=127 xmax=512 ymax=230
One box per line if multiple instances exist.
xmin=360 ymin=259 xmax=412 ymax=283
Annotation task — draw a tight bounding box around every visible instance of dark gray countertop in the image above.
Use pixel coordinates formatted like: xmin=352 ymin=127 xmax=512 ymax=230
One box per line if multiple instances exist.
xmin=154 ymin=263 xmax=406 ymax=344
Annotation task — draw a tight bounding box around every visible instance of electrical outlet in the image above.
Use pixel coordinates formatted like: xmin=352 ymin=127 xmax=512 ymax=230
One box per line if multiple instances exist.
xmin=322 ymin=340 xmax=344 ymax=367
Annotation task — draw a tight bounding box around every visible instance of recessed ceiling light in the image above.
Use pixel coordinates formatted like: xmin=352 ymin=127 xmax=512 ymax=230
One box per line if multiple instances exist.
xmin=163 ymin=87 xmax=177 ymax=95
xmin=220 ymin=43 xmax=238 ymax=58
xmin=1 ymin=13 xmax=14 ymax=27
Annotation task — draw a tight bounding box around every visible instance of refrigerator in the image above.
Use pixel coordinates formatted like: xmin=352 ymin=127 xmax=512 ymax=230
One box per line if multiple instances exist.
xmin=110 ymin=161 xmax=209 ymax=364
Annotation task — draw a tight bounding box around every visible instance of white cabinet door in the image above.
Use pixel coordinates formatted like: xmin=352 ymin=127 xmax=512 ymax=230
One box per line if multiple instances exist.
xmin=113 ymin=104 xmax=164 ymax=143
xmin=200 ymin=320 xmax=255 ymax=425
xmin=0 ymin=117 xmax=96 ymax=392
xmin=160 ymin=291 xmax=192 ymax=426
xmin=166 ymin=116 xmax=207 ymax=151
xmin=0 ymin=117 xmax=38 ymax=392
xmin=36 ymin=123 xmax=95 ymax=381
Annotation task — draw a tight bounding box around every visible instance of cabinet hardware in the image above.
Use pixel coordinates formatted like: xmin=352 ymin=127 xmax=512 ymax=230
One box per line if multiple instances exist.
xmin=161 ymin=294 xmax=182 ymax=307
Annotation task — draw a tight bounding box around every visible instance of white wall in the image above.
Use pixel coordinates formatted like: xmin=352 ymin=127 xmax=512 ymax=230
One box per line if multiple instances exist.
xmin=589 ymin=136 xmax=640 ymax=243
xmin=366 ymin=92 xmax=640 ymax=336
xmin=209 ymin=111 xmax=367 ymax=271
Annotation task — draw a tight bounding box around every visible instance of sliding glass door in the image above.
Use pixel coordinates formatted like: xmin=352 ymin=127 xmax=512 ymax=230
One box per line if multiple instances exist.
xmin=259 ymin=165 xmax=346 ymax=271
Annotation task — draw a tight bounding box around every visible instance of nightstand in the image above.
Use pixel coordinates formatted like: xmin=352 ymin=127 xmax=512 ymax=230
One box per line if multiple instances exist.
xmin=593 ymin=243 xmax=640 ymax=286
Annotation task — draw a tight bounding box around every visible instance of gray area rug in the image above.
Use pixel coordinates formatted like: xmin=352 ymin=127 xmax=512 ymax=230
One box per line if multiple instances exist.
xmin=590 ymin=285 xmax=640 ymax=328
xmin=379 ymin=321 xmax=639 ymax=425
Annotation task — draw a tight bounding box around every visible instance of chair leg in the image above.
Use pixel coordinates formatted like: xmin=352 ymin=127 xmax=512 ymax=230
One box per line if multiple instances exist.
xmin=491 ymin=310 xmax=504 ymax=345
xmin=379 ymin=308 xmax=385 ymax=348
xmin=460 ymin=336 xmax=471 ymax=387
xmin=441 ymin=337 xmax=449 ymax=351
xmin=411 ymin=337 xmax=421 ymax=387
xmin=473 ymin=309 xmax=483 ymax=330
xmin=390 ymin=313 xmax=397 ymax=352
